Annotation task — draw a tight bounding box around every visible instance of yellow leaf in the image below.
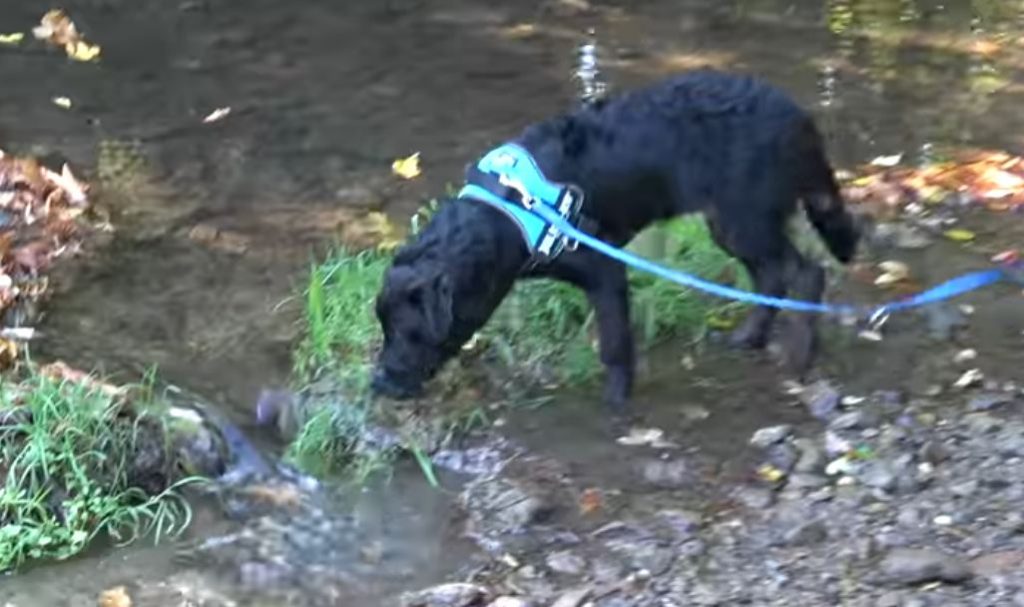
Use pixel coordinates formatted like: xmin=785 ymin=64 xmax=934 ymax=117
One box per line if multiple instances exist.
xmin=0 ymin=32 xmax=25 ymax=45
xmin=943 ymin=228 xmax=976 ymax=243
xmin=65 ymin=40 xmax=101 ymax=62
xmin=52 ymin=96 xmax=72 ymax=109
xmin=757 ymin=464 xmax=785 ymax=483
xmin=391 ymin=152 xmax=422 ymax=180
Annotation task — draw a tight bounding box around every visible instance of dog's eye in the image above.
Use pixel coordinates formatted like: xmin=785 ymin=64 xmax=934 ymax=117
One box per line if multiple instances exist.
xmin=408 ymin=329 xmax=424 ymax=344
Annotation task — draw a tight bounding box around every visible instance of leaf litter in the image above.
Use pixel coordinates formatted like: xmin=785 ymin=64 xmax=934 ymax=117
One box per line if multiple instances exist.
xmin=843 ymin=149 xmax=1024 ymax=215
xmin=32 ymin=9 xmax=101 ymax=62
xmin=0 ymin=147 xmax=100 ymax=367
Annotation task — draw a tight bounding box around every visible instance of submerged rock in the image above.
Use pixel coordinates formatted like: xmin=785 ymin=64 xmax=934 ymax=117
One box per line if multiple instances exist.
xmin=876 ymin=548 xmax=973 ymax=586
xmin=400 ymin=583 xmax=490 ymax=607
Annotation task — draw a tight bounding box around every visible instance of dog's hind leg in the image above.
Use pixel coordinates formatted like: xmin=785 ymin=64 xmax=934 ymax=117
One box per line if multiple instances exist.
xmin=539 ymin=249 xmax=635 ymax=413
xmin=778 ymin=243 xmax=826 ymax=377
xmin=705 ymin=216 xmax=788 ymax=350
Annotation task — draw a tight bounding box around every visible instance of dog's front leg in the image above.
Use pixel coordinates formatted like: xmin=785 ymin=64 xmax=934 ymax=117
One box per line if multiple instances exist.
xmin=541 ymin=251 xmax=635 ymax=413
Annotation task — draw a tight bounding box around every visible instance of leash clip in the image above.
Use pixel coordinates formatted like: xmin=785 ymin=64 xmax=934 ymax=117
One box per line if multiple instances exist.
xmin=866 ymin=306 xmax=891 ymax=332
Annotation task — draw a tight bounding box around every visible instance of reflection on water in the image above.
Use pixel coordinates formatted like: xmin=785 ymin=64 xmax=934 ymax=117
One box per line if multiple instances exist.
xmin=3 ymin=0 xmax=1024 ymax=604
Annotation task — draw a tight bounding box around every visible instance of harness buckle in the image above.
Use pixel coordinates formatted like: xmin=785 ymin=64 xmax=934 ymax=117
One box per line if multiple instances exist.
xmin=497 ymin=173 xmax=535 ymax=210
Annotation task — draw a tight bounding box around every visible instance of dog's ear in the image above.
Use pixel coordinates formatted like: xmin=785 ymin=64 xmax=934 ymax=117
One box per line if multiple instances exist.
xmin=419 ymin=271 xmax=453 ymax=343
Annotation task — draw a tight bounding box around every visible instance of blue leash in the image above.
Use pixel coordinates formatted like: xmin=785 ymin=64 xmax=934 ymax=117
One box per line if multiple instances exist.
xmin=529 ymin=200 xmax=1008 ymax=319
xmin=459 ymin=142 xmax=1015 ymax=322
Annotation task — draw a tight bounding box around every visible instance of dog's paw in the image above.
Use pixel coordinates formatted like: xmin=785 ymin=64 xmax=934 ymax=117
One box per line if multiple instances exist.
xmin=780 ymin=319 xmax=818 ymax=378
xmin=728 ymin=316 xmax=770 ymax=350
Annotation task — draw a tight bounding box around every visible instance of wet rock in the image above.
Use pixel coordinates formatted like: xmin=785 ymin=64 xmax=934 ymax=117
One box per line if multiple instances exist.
xmin=487 ymin=598 xmax=533 ymax=607
xmin=735 ymin=486 xmax=776 ymax=509
xmin=606 ymin=537 xmax=676 ymax=576
xmin=876 ymin=548 xmax=973 ymax=586
xmin=969 ymin=551 xmax=1024 ymax=578
xmin=801 ymin=380 xmax=841 ymax=419
xmin=639 ymin=458 xmax=692 ymax=489
xmin=238 ymin=561 xmax=292 ymax=591
xmin=876 ymin=590 xmax=905 ymax=607
xmin=459 ymin=476 xmax=556 ymax=538
xmin=782 ymin=519 xmax=829 ymax=546
xmin=550 ymin=586 xmax=594 ymax=607
xmin=950 ymin=479 xmax=979 ymax=498
xmin=968 ymin=392 xmax=1013 ymax=412
xmin=857 ymin=461 xmax=899 ymax=492
xmin=656 ymin=509 xmax=702 ymax=539
xmin=750 ymin=425 xmax=792 ymax=448
xmin=793 ymin=438 xmax=827 ymax=474
xmin=764 ymin=443 xmax=799 ymax=473
xmin=788 ymin=472 xmax=829 ymax=489
xmin=546 ymin=550 xmax=587 ymax=576
xmin=918 ymin=440 xmax=950 ymax=464
xmin=400 ymin=583 xmax=490 ymax=607
xmin=830 ymin=410 xmax=877 ymax=431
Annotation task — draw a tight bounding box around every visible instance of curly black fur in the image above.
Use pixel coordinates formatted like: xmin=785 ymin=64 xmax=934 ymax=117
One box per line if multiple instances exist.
xmin=372 ymin=69 xmax=860 ymax=412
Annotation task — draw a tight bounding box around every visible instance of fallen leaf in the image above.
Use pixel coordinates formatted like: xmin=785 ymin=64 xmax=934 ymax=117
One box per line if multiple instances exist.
xmin=616 ymin=427 xmax=678 ymax=448
xmin=0 ymin=339 xmax=19 ymax=368
xmin=66 ymin=40 xmax=101 ymax=62
xmin=33 ymin=10 xmax=101 ymax=61
xmin=992 ymin=249 xmax=1020 ymax=264
xmin=870 ymin=153 xmax=903 ymax=167
xmin=953 ymin=368 xmax=984 ymax=389
xmin=202 ymin=107 xmax=232 ymax=123
xmin=757 ymin=464 xmax=785 ymax=483
xmin=52 ymin=96 xmax=72 ymax=109
xmin=874 ymin=260 xmax=910 ymax=286
xmin=0 ymin=32 xmax=25 ymax=45
xmin=578 ymin=487 xmax=603 ymax=515
xmin=41 ymin=164 xmax=89 ymax=205
xmin=500 ymin=23 xmax=538 ymax=39
xmin=943 ymin=228 xmax=976 ymax=242
xmin=391 ymin=152 xmax=422 ymax=180
xmin=98 ymin=586 xmax=131 ymax=607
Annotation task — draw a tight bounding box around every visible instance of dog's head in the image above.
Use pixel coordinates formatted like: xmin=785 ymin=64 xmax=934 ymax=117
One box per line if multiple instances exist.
xmin=371 ymin=260 xmax=455 ymax=399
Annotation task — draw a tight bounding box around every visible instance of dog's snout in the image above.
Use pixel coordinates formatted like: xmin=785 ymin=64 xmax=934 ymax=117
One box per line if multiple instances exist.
xmin=371 ymin=368 xmax=420 ymax=400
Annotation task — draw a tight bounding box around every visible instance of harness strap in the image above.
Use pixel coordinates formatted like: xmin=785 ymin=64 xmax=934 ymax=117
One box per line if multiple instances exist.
xmin=459 ymin=144 xmax=598 ymax=267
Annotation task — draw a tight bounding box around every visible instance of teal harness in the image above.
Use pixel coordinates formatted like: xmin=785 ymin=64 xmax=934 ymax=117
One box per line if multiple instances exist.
xmin=458 ymin=143 xmax=590 ymax=263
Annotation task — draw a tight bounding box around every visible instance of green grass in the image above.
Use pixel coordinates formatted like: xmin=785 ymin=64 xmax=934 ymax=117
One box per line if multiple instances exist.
xmin=0 ymin=367 xmax=201 ymax=572
xmin=287 ymin=205 xmax=749 ymax=476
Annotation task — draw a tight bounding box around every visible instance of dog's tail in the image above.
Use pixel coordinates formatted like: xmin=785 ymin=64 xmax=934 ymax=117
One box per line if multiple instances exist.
xmin=795 ymin=122 xmax=860 ymax=264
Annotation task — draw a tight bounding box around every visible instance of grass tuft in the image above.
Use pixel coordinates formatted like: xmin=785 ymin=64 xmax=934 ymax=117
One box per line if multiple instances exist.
xmin=0 ymin=366 xmax=202 ymax=572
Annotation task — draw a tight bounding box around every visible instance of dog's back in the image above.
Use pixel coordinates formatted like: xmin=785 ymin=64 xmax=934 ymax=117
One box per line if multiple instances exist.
xmin=515 ymin=69 xmax=857 ymax=262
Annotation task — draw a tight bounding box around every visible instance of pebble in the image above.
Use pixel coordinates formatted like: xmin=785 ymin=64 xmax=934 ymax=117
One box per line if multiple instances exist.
xmin=546 ymin=551 xmax=587 ymax=576
xmin=735 ymin=487 xmax=776 ymax=509
xmin=830 ymin=411 xmax=872 ymax=431
xmin=782 ymin=519 xmax=829 ymax=546
xmin=918 ymin=441 xmax=950 ymax=464
xmin=639 ymin=458 xmax=691 ymax=489
xmin=487 ymin=598 xmax=533 ymax=607
xmin=750 ymin=425 xmax=792 ymax=448
xmin=793 ymin=438 xmax=827 ymax=473
xmin=877 ymin=547 xmax=973 ymax=586
xmin=801 ymin=381 xmax=841 ymax=419
xmin=968 ymin=392 xmax=1013 ymax=412
xmin=858 ymin=461 xmax=898 ymax=492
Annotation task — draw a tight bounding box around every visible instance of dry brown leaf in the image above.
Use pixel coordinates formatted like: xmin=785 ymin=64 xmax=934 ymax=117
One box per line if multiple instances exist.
xmin=33 ymin=9 xmax=101 ymax=62
xmin=578 ymin=487 xmax=603 ymax=515
xmin=98 ymin=586 xmax=132 ymax=607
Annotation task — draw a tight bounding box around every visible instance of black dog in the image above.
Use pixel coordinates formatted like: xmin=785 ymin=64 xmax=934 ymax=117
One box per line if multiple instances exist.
xmin=372 ymin=69 xmax=860 ymax=412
